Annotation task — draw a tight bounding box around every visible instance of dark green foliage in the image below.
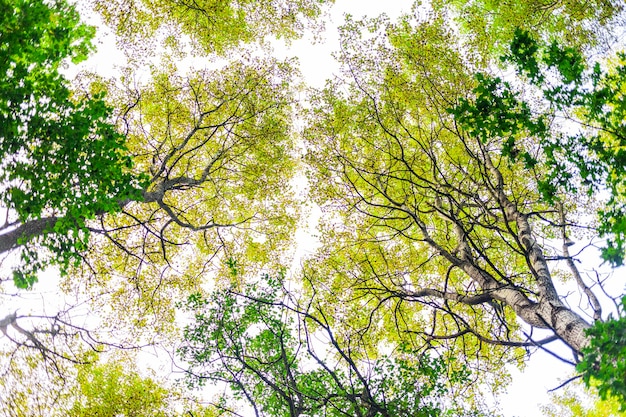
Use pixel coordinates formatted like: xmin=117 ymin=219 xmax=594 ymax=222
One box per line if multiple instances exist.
xmin=178 ymin=272 xmax=484 ymax=417
xmin=0 ymin=0 xmax=147 ymax=287
xmin=577 ymin=296 xmax=626 ymax=411
xmin=450 ymin=72 xmax=544 ymax=168
xmin=450 ymin=29 xmax=626 ymax=266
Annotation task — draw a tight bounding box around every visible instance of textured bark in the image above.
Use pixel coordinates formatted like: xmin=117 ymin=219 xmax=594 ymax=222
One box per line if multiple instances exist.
xmin=0 ymin=177 xmax=189 ymax=257
xmin=483 ymin=153 xmax=591 ymax=353
xmin=405 ymin=177 xmax=592 ymax=353
xmin=0 ymin=216 xmax=58 ymax=254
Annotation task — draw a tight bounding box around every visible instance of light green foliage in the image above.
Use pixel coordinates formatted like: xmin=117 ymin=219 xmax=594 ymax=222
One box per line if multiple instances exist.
xmin=306 ymin=14 xmax=626 ymax=412
xmin=305 ymin=12 xmax=529 ymax=387
xmin=0 ymin=0 xmax=306 ymax=413
xmin=93 ymin=0 xmax=333 ymax=56
xmin=68 ymin=360 xmax=172 ymax=417
xmin=542 ymin=380 xmax=626 ymax=417
xmin=0 ymin=0 xmax=146 ymax=288
xmin=0 ymin=350 xmax=74 ymax=417
xmin=4 ymin=0 xmax=626 ymax=416
xmin=433 ymin=0 xmax=624 ymax=60
xmin=61 ymin=56 xmax=300 ymax=347
xmin=179 ymin=270 xmax=491 ymax=417
xmin=0 ymin=351 xmax=223 ymax=417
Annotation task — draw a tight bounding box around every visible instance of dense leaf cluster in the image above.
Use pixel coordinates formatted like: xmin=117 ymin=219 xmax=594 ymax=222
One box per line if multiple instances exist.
xmin=179 ymin=273 xmax=481 ymax=417
xmin=0 ymin=0 xmax=147 ymax=287
xmin=577 ymin=296 xmax=626 ymax=410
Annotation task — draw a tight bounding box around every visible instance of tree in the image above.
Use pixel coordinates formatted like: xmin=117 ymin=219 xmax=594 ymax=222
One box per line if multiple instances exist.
xmin=0 ymin=0 xmax=146 ymax=289
xmin=2 ymin=0 xmax=626 ymax=415
xmin=68 ymin=358 xmax=172 ymax=417
xmin=304 ymin=10 xmax=625 ymax=398
xmin=0 ymin=0 xmax=308 ymax=358
xmin=0 ymin=0 xmax=155 ymax=379
xmin=0 ymin=351 xmax=221 ymax=417
xmin=59 ymin=55 xmax=302 ymax=345
xmin=0 ymin=0 xmax=324 ymax=410
xmin=455 ymin=31 xmax=626 ymax=405
xmin=0 ymin=0 xmax=322 ymax=285
xmin=178 ymin=272 xmax=493 ymax=416
xmin=577 ymin=295 xmax=626 ymax=409
xmin=477 ymin=29 xmax=626 ymax=267
xmin=0 ymin=348 xmax=75 ymax=417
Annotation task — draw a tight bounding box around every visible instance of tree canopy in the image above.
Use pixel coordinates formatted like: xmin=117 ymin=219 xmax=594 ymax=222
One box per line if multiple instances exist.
xmin=179 ymin=272 xmax=484 ymax=416
xmin=0 ymin=0 xmax=147 ymax=288
xmin=1 ymin=0 xmax=626 ymax=416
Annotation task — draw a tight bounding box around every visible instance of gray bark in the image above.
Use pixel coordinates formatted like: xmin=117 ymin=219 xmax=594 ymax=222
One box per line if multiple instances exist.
xmin=0 ymin=217 xmax=58 ymax=254
xmin=483 ymin=153 xmax=591 ymax=353
xmin=0 ymin=178 xmax=185 ymax=257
